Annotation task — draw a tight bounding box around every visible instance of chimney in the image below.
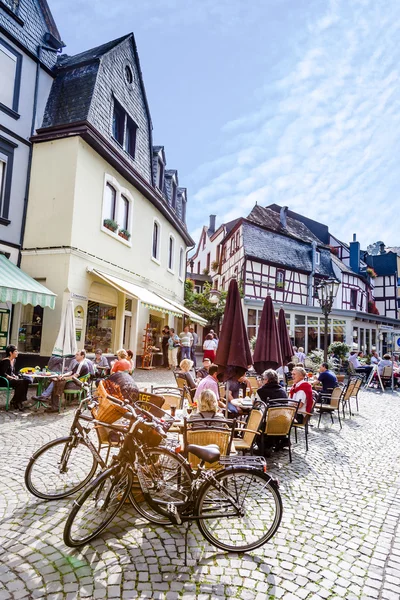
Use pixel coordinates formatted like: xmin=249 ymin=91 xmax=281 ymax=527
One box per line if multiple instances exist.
xmin=208 ymin=215 xmax=216 ymax=235
xmin=349 ymin=233 xmax=360 ymax=274
xmin=379 ymin=243 xmax=386 ymax=255
xmin=280 ymin=206 xmax=288 ymax=229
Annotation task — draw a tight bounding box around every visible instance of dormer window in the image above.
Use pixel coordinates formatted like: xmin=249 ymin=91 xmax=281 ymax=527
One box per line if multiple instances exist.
xmin=112 ymin=98 xmax=138 ymax=159
xmin=171 ymin=180 xmax=177 ymax=209
xmin=157 ymin=158 xmax=164 ymax=189
xmin=315 ymin=250 xmax=321 ymax=265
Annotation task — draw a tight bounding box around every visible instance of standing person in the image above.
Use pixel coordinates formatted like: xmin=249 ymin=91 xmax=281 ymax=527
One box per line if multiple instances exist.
xmin=189 ymin=327 xmax=199 ymax=367
xmin=161 ymin=326 xmax=170 ymax=368
xmin=33 ymin=350 xmax=90 ymax=412
xmin=167 ymin=328 xmax=180 ymax=370
xmin=295 ymin=347 xmax=306 ymax=363
xmin=203 ymin=333 xmax=218 ymax=362
xmin=288 ymin=367 xmax=313 ymax=423
xmin=111 ymin=349 xmax=131 ymax=373
xmin=0 ymin=345 xmax=29 ymax=411
xmin=179 ymin=325 xmax=193 ymax=360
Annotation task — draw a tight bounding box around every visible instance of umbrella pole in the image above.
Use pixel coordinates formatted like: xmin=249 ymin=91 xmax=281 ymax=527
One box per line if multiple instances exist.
xmin=225 ymin=380 xmax=229 ymax=418
xmin=62 ymin=357 xmax=65 ymax=375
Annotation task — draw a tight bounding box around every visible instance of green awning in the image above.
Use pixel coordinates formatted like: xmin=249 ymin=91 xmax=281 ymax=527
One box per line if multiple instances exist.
xmin=0 ymin=255 xmax=56 ymax=309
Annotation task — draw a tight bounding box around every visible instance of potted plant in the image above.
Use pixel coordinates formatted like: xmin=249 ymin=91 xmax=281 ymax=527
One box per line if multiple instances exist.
xmin=366 ymin=267 xmax=377 ymax=278
xmin=103 ymin=218 xmax=118 ymax=233
xmin=118 ymin=228 xmax=131 ymax=241
xmin=211 ymin=260 xmax=219 ymax=272
xmin=276 ymin=281 xmax=285 ymax=289
xmin=202 ymin=267 xmax=210 ymax=276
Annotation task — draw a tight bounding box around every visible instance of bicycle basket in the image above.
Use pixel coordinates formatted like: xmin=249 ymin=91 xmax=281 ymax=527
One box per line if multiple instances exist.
xmin=92 ymin=394 xmax=128 ymax=424
xmin=134 ymin=420 xmax=164 ymax=448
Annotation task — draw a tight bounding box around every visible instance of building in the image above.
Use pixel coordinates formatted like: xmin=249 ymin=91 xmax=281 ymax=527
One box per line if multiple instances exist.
xmin=194 ymin=204 xmax=399 ymax=355
xmin=18 ymin=33 xmax=205 ymax=363
xmin=0 ymin=0 xmax=63 ymax=351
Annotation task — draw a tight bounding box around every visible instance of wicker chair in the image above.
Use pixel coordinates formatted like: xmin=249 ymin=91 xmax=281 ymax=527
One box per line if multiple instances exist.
xmin=233 ymin=403 xmax=266 ymax=455
xmin=347 ymin=375 xmax=363 ymax=413
xmin=292 ymin=399 xmax=315 ymax=452
xmin=262 ymin=405 xmax=297 ymax=462
xmin=182 ymin=417 xmax=236 ymax=469
xmin=315 ymin=387 xmax=342 ymax=429
xmin=246 ymin=376 xmax=261 ymax=390
xmin=381 ymin=366 xmax=393 ymax=388
xmin=150 ymin=386 xmax=183 ymax=409
xmin=175 ymin=375 xmax=195 ymax=403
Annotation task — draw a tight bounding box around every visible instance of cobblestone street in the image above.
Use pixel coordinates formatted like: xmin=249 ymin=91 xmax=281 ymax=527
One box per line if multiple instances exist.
xmin=1 ymin=383 xmax=400 ymax=600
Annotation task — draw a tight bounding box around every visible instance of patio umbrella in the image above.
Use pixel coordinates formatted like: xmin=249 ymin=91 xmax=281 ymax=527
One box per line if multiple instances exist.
xmin=253 ymin=295 xmax=282 ymax=375
xmin=52 ymin=297 xmax=77 ymax=372
xmin=215 ymin=279 xmax=252 ymax=383
xmin=277 ymin=308 xmax=294 ymax=366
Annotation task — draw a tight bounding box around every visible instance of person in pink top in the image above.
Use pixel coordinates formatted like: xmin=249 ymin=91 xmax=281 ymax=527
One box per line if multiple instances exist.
xmin=111 ymin=349 xmax=132 ymax=374
xmin=194 ymin=365 xmax=226 ymax=411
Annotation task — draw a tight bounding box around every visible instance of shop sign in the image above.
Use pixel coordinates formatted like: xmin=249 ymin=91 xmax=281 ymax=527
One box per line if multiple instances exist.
xmin=72 ymin=293 xmax=87 ymax=301
xmin=379 ymin=325 xmax=394 ymax=331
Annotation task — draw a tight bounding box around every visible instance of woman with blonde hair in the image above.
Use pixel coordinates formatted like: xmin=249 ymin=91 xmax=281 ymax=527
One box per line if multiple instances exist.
xmin=111 ymin=349 xmax=131 ymax=374
xmin=177 ymin=358 xmax=196 ymax=399
xmin=188 ymin=389 xmax=226 ymax=426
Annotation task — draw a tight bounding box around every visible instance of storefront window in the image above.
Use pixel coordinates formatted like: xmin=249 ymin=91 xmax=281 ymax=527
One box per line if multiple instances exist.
xmin=18 ymin=305 xmax=43 ymax=353
xmin=85 ymin=301 xmax=116 ymax=353
xmin=295 ymin=326 xmax=305 ymax=349
xmin=360 ymin=329 xmax=364 ymax=353
xmin=247 ymin=309 xmax=257 ymax=340
xmin=307 ymin=317 xmax=319 ymax=352
xmin=365 ymin=329 xmax=370 ymax=353
xmin=371 ymin=329 xmax=376 ymax=348
xmin=295 ymin=315 xmax=306 ymax=325
xmin=333 ymin=319 xmax=346 ymax=343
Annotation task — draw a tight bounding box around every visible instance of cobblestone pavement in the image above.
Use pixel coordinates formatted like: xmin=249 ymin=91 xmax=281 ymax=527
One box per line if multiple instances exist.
xmin=1 ymin=383 xmax=400 ymax=599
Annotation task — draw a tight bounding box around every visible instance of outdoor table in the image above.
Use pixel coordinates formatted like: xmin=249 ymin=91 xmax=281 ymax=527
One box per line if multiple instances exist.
xmin=31 ymin=372 xmax=58 ymax=409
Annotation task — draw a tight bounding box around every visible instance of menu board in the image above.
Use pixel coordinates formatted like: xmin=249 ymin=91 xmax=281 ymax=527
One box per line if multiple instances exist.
xmin=0 ymin=308 xmax=10 ymax=351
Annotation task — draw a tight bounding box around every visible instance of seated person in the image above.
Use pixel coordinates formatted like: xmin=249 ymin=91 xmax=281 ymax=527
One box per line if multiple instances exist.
xmin=349 ymin=351 xmax=373 ymax=379
xmin=194 ymin=365 xmax=226 ymax=411
xmin=257 ymin=369 xmax=288 ymax=406
xmin=288 ymin=366 xmax=313 ymax=423
xmin=177 ymin=358 xmax=197 ymax=400
xmin=276 ymin=365 xmax=289 ymax=386
xmin=0 ymin=345 xmax=29 ymax=411
xmin=196 ymin=357 xmax=212 ymax=380
xmin=92 ymin=348 xmax=110 ymax=375
xmin=126 ymin=349 xmax=134 ymax=374
xmin=188 ymin=389 xmax=227 ymax=428
xmin=315 ymin=362 xmax=338 ymax=394
xmin=370 ymin=351 xmax=381 ymax=366
xmin=378 ymin=354 xmax=392 ymax=375
xmin=225 ymin=374 xmax=253 ymax=417
xmin=111 ymin=349 xmax=131 ymax=374
xmin=33 ymin=349 xmax=90 ymax=412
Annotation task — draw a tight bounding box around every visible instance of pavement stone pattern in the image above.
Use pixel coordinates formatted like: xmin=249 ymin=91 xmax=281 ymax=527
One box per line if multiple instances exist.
xmin=1 ymin=372 xmax=400 ymax=599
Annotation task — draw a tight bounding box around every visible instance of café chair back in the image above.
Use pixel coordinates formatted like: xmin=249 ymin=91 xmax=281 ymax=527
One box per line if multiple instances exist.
xmin=262 ymin=405 xmax=297 ymax=462
xmin=315 ymin=387 xmax=342 ymax=429
xmin=292 ymin=399 xmax=315 ymax=452
xmin=150 ymin=386 xmax=183 ymax=410
xmin=381 ymin=366 xmax=393 ymax=388
xmin=246 ymin=376 xmax=260 ymax=390
xmin=233 ymin=403 xmax=266 ymax=455
xmin=183 ymin=417 xmax=236 ymax=469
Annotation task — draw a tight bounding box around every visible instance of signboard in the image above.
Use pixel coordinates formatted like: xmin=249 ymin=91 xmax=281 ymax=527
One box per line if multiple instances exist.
xmin=0 ymin=308 xmax=10 ymax=351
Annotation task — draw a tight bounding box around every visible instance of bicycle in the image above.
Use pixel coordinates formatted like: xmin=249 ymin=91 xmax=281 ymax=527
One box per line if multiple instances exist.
xmin=63 ymin=398 xmax=283 ymax=556
xmin=24 ymin=384 xmax=188 ymax=523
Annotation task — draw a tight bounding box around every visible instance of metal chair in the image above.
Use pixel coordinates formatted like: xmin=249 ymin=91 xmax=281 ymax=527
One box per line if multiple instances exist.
xmin=62 ymin=373 xmax=91 ymax=411
xmin=233 ymin=403 xmax=266 ymax=455
xmin=262 ymin=405 xmax=297 ymax=462
xmin=292 ymin=399 xmax=315 ymax=452
xmin=0 ymin=376 xmax=11 ymax=411
xmin=182 ymin=417 xmax=236 ymax=469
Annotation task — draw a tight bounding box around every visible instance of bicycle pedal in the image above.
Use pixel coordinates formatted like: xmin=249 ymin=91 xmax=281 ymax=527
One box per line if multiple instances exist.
xmin=167 ymin=503 xmax=182 ymax=525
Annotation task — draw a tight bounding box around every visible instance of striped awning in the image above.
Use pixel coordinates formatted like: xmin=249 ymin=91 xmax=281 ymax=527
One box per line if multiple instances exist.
xmin=159 ymin=296 xmax=208 ymax=326
xmin=0 ymin=255 xmax=56 ymax=309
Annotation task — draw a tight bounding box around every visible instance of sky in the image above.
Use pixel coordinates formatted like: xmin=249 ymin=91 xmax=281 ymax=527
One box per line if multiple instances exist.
xmin=50 ymin=0 xmax=400 ymax=250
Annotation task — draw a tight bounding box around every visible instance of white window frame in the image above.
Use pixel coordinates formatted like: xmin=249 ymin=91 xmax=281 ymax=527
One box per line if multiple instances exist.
xmin=315 ymin=250 xmax=321 ymax=265
xmin=152 ymin=218 xmax=161 ymax=265
xmin=167 ymin=234 xmax=176 ymax=274
xmin=101 ymin=174 xmax=133 ymax=247
xmin=178 ymin=246 xmax=184 ymax=281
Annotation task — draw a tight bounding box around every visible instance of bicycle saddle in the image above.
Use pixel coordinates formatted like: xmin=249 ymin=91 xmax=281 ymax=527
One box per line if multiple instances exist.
xmin=187 ymin=444 xmax=220 ymax=463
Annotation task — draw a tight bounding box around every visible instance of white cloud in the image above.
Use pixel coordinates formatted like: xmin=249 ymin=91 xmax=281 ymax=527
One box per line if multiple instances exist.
xmin=187 ymin=0 xmax=400 ymax=248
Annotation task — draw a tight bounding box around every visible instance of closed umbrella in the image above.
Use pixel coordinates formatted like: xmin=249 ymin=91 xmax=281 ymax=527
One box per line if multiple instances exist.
xmin=278 ymin=308 xmax=294 ymax=366
xmin=215 ymin=279 xmax=252 ymax=382
xmin=52 ymin=297 xmax=77 ymax=373
xmin=253 ymin=295 xmax=282 ymax=375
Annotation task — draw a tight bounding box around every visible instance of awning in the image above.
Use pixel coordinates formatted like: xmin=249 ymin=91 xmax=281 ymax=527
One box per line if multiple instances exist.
xmin=90 ymin=270 xmax=183 ymax=317
xmin=0 ymin=255 xmax=56 ymax=309
xmin=159 ymin=296 xmax=208 ymax=326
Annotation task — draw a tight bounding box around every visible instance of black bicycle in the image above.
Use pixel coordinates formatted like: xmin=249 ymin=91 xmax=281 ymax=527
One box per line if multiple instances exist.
xmin=63 ymin=399 xmax=282 ymax=554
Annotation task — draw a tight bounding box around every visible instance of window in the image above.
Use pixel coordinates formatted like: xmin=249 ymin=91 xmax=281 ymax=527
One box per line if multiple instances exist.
xmin=276 ymin=270 xmax=285 ymax=289
xmin=315 ymin=250 xmax=321 ymax=265
xmin=0 ymin=40 xmax=21 ymax=116
xmin=0 ymin=136 xmax=16 ymax=223
xmin=350 ymin=289 xmax=358 ymax=309
xmin=157 ymin=158 xmax=164 ymax=189
xmin=179 ymin=247 xmax=184 ymax=279
xmin=230 ymin=238 xmax=235 ymax=255
xmin=168 ymin=235 xmax=175 ymax=272
xmin=104 ymin=183 xmax=116 ymax=220
xmin=206 ymin=253 xmax=211 ymax=271
xmin=152 ymin=221 xmax=160 ymax=260
xmin=120 ymin=195 xmax=129 ymax=230
xmin=202 ymin=234 xmax=206 ymax=250
xmin=112 ymin=99 xmax=138 ymax=159
xmin=197 ymin=261 xmax=200 ymax=274
xmin=236 ymin=231 xmax=240 ymax=248
xmin=85 ymin=301 xmax=116 ymax=353
xmin=124 ymin=64 xmax=133 ymax=84
xmin=171 ymin=180 xmax=177 ymax=209
xmin=221 ymin=277 xmax=225 ymax=290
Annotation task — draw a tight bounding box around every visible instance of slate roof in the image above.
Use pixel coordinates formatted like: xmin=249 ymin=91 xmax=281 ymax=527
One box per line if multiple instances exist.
xmin=242 ymin=220 xmax=335 ymax=277
xmin=57 ymin=35 xmax=130 ymax=69
xmin=247 ymin=205 xmax=325 ymax=246
xmin=267 ymin=203 xmax=330 ymax=244
xmin=365 ymin=252 xmax=399 ymax=276
xmin=331 ymin=253 xmax=355 ymax=275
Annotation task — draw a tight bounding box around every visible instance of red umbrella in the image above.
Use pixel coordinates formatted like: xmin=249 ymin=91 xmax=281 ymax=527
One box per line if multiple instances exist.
xmin=215 ymin=279 xmax=253 ymax=381
xmin=253 ymin=295 xmax=282 ymax=374
xmin=278 ymin=308 xmax=294 ymax=366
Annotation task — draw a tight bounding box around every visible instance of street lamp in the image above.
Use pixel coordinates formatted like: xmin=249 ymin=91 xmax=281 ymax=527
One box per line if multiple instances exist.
xmin=208 ymin=289 xmax=221 ymax=305
xmin=315 ymin=278 xmax=340 ymax=362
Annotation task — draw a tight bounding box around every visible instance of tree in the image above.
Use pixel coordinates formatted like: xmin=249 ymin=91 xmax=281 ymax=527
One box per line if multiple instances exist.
xmin=184 ymin=280 xmax=227 ymax=331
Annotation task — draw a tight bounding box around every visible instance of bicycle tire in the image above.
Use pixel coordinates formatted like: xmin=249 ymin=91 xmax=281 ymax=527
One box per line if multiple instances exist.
xmin=195 ymin=467 xmax=282 ymax=552
xmin=63 ymin=466 xmax=133 ymax=547
xmin=25 ymin=436 xmax=98 ymax=500
xmin=130 ymin=447 xmax=192 ymax=525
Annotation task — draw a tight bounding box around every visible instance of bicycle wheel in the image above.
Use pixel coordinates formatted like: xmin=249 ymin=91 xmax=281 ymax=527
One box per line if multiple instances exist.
xmin=25 ymin=436 xmax=98 ymax=500
xmin=64 ymin=466 xmax=132 ymax=547
xmin=196 ymin=468 xmax=282 ymax=552
xmin=130 ymin=447 xmax=192 ymax=525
